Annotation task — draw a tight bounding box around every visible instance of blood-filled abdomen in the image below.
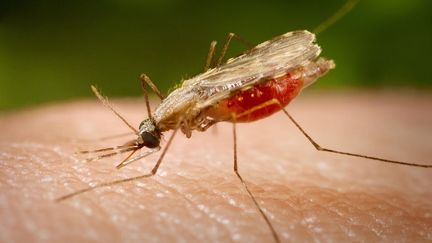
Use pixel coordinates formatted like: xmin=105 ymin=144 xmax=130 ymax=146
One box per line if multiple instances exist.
xmin=207 ymin=71 xmax=303 ymax=122
xmin=207 ymin=58 xmax=334 ymax=123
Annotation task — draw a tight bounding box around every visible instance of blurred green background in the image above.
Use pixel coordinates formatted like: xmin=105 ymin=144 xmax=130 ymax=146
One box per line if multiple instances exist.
xmin=1 ymin=0 xmax=431 ymax=110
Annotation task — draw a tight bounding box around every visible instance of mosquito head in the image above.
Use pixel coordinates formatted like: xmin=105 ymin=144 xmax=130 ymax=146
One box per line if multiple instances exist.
xmin=137 ymin=118 xmax=161 ymax=148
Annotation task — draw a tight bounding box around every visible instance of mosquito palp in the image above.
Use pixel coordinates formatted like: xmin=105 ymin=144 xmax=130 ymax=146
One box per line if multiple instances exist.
xmin=77 ymin=143 xmax=137 ymax=154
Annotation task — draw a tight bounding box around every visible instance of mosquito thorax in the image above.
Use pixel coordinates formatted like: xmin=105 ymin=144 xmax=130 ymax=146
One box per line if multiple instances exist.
xmin=137 ymin=118 xmax=161 ymax=148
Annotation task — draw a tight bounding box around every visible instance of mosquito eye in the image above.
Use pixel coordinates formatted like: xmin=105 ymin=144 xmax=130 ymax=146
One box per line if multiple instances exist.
xmin=142 ymin=132 xmax=160 ymax=148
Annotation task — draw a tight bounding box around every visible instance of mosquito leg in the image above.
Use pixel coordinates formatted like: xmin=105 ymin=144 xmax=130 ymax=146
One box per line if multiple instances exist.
xmin=235 ymin=97 xmax=431 ymax=168
xmin=56 ymin=122 xmax=181 ymax=202
xmin=203 ymin=41 xmax=217 ymax=72
xmin=139 ymin=74 xmax=164 ymax=101
xmin=139 ymin=74 xmax=164 ymax=120
xmin=204 ymin=32 xmax=254 ymax=70
xmin=216 ymin=32 xmax=255 ymax=67
xmin=231 ymin=117 xmax=281 ymax=243
xmin=313 ymin=0 xmax=359 ymax=35
xmin=281 ymin=108 xmax=432 ymax=168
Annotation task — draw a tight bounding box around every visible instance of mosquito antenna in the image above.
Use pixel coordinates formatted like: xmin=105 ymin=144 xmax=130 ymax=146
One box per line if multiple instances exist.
xmin=313 ymin=0 xmax=359 ymax=35
xmin=282 ymin=109 xmax=432 ymax=168
xmin=91 ymin=85 xmax=139 ymax=135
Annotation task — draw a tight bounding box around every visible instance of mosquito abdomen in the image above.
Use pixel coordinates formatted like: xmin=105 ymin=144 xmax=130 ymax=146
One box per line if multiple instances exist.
xmin=207 ymin=58 xmax=334 ymax=122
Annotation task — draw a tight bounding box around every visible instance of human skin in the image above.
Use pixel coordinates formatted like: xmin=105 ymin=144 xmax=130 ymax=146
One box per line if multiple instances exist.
xmin=0 ymin=91 xmax=431 ymax=243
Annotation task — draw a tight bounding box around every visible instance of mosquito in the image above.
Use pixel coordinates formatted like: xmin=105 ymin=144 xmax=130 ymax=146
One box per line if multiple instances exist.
xmin=57 ymin=1 xmax=431 ymax=242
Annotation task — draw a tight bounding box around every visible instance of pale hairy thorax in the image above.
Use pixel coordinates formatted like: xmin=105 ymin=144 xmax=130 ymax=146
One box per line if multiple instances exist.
xmin=0 ymin=91 xmax=431 ymax=242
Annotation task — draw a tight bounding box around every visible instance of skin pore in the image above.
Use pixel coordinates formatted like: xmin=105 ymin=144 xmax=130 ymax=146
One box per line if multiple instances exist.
xmin=0 ymin=91 xmax=431 ymax=242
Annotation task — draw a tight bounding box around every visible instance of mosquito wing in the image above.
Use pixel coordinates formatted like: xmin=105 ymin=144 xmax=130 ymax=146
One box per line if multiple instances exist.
xmin=153 ymin=30 xmax=323 ymax=127
xmin=183 ymin=30 xmax=322 ymax=108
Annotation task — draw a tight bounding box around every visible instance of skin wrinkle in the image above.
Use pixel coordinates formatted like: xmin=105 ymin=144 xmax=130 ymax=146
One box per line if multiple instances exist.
xmin=327 ymin=193 xmax=385 ymax=239
xmin=171 ymin=164 xmax=275 ymax=241
xmin=354 ymin=191 xmax=422 ymax=236
xmin=154 ymin=178 xmax=235 ymax=239
xmin=118 ymin=172 xmax=226 ymax=241
xmin=278 ymin=182 xmax=426 ymax=241
xmin=207 ymin=186 xmax=250 ymax=238
xmin=153 ymin=182 xmax=230 ymax=241
xmin=300 ymin=199 xmax=340 ymax=240
xmin=171 ymin=165 xmax=260 ymax=232
xmin=0 ymin=92 xmax=431 ymax=242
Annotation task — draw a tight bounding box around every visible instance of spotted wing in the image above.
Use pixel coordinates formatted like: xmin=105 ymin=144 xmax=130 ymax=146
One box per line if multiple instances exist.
xmin=182 ymin=30 xmax=321 ymax=108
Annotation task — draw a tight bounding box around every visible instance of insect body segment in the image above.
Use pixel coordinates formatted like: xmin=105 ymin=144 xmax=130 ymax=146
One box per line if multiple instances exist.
xmin=152 ymin=31 xmax=326 ymax=136
xmin=60 ymin=27 xmax=431 ymax=243
xmin=208 ymin=71 xmax=304 ymax=122
xmin=58 ymin=3 xmax=432 ymax=243
xmin=208 ymin=58 xmax=334 ymax=122
xmin=138 ymin=118 xmax=161 ymax=148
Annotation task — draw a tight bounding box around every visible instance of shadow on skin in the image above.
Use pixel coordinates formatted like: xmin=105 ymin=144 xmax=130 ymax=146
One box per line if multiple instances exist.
xmin=0 ymin=91 xmax=431 ymax=242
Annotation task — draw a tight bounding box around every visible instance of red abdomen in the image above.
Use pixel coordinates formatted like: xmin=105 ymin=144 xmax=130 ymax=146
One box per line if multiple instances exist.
xmin=208 ymin=70 xmax=304 ymax=122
